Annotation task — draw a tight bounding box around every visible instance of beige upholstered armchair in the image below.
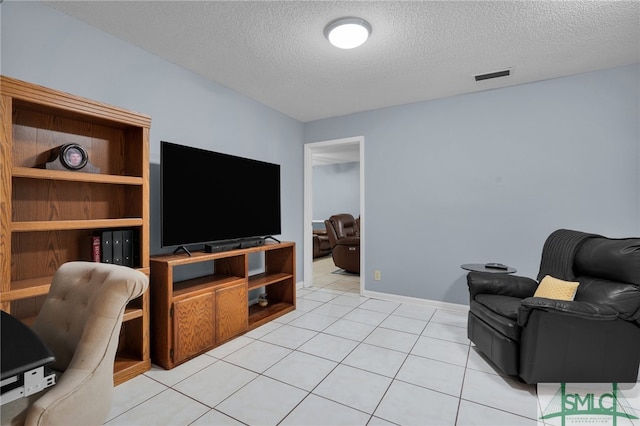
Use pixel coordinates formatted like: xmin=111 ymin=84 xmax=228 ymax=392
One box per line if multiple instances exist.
xmin=1 ymin=262 xmax=148 ymax=426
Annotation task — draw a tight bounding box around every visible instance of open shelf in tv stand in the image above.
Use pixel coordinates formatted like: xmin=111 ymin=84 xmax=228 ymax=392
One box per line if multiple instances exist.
xmin=150 ymin=241 xmax=296 ymax=369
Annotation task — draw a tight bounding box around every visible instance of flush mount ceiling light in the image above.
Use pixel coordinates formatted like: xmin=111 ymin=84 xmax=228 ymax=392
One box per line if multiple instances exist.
xmin=324 ymin=17 xmax=372 ymax=49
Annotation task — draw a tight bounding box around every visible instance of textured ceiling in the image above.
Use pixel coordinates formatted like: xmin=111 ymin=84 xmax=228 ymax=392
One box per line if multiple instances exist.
xmin=45 ymin=1 xmax=640 ymax=123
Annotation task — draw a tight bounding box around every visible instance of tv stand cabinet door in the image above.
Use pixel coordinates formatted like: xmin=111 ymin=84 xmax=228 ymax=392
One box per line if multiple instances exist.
xmin=215 ymin=281 xmax=248 ymax=344
xmin=173 ymin=292 xmax=215 ymax=365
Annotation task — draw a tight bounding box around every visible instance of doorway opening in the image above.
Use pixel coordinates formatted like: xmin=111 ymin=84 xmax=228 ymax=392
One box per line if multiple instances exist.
xmin=303 ymin=136 xmax=365 ymax=294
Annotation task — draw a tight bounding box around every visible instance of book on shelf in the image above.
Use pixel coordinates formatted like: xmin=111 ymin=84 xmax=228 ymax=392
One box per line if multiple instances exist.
xmin=88 ymin=229 xmax=138 ymax=267
xmin=82 ymin=228 xmax=140 ymax=268
xmin=91 ymin=235 xmax=101 ymax=262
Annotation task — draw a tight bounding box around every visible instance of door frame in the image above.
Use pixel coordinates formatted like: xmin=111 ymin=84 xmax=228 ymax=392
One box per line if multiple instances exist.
xmin=303 ymin=136 xmax=365 ymax=294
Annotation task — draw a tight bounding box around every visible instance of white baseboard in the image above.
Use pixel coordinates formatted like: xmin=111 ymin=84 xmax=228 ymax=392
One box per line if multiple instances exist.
xmin=299 ymin=279 xmax=469 ymax=312
xmin=361 ymin=290 xmax=469 ymax=313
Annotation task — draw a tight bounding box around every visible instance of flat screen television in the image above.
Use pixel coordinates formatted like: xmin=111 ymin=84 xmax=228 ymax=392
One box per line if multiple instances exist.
xmin=161 ymin=141 xmax=281 ymax=250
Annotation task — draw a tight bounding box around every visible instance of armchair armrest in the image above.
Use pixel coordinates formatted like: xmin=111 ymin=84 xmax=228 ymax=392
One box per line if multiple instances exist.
xmin=518 ymin=297 xmax=619 ymax=326
xmin=467 ymin=272 xmax=538 ymax=299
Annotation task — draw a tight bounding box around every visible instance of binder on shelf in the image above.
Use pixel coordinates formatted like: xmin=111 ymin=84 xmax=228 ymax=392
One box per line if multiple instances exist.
xmin=123 ymin=229 xmax=133 ymax=267
xmin=101 ymin=231 xmax=113 ymax=264
xmin=112 ymin=230 xmax=123 ymax=265
xmin=132 ymin=229 xmax=140 ymax=268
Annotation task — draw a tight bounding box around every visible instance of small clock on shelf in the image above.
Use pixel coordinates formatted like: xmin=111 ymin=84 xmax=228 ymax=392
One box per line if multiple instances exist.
xmin=45 ymin=143 xmax=100 ymax=173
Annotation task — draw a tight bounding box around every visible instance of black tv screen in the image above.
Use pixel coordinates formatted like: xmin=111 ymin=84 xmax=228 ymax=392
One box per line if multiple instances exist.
xmin=161 ymin=141 xmax=281 ymax=248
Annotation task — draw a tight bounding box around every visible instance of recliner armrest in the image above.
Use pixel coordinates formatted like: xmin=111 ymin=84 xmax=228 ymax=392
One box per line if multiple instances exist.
xmin=334 ymin=236 xmax=360 ymax=246
xmin=518 ymin=297 xmax=619 ymax=326
xmin=467 ymin=272 xmax=538 ymax=299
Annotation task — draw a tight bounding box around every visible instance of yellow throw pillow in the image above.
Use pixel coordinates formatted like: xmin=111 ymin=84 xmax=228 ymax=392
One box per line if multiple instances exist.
xmin=534 ymin=275 xmax=579 ymax=301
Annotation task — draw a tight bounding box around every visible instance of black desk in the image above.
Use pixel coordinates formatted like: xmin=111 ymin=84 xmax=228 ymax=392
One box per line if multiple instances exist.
xmin=1 ymin=311 xmax=56 ymax=405
xmin=461 ymin=263 xmax=517 ymax=274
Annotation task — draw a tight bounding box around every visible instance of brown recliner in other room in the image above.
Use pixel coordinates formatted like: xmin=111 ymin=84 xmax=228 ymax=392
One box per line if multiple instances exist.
xmin=325 ymin=213 xmax=360 ymax=274
xmin=313 ymin=230 xmax=332 ymax=258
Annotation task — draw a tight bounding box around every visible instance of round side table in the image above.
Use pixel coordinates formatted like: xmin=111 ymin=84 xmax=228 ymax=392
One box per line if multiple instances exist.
xmin=461 ymin=263 xmax=517 ymax=274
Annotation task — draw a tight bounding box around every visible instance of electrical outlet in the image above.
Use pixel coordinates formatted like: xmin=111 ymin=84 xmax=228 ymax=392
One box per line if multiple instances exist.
xmin=374 ymin=270 xmax=381 ymax=281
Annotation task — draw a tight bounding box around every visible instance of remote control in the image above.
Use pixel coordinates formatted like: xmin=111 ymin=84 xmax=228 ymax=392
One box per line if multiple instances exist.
xmin=485 ymin=262 xmax=508 ymax=270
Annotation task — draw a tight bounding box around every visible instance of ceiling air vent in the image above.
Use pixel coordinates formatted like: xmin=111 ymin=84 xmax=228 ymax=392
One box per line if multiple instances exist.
xmin=474 ymin=69 xmax=511 ymax=82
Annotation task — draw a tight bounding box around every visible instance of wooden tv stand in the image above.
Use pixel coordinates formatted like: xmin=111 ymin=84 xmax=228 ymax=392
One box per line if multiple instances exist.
xmin=150 ymin=241 xmax=296 ymax=369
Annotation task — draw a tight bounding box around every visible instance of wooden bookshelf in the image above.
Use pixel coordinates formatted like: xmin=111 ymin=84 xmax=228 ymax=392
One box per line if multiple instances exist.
xmin=0 ymin=76 xmax=151 ymax=385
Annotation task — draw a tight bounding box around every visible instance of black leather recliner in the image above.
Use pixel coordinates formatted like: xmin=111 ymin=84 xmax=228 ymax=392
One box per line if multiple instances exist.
xmin=325 ymin=213 xmax=360 ymax=274
xmin=467 ymin=229 xmax=640 ymax=384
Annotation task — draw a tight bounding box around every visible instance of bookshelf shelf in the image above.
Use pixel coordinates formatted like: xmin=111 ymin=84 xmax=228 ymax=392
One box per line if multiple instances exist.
xmin=12 ymin=166 xmax=145 ymax=185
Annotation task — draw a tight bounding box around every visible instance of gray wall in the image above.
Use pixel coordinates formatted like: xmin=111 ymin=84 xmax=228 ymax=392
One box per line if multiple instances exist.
xmin=313 ymin=162 xmax=360 ymax=226
xmin=305 ymin=64 xmax=640 ymax=304
xmin=1 ymin=2 xmax=305 ymax=278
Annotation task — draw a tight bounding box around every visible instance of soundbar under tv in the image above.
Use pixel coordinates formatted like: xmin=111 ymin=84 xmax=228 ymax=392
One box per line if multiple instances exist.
xmin=160 ymin=141 xmax=281 ymax=253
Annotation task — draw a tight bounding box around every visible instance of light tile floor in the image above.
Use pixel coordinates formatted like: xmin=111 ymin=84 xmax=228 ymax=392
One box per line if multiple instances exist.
xmin=106 ymin=257 xmax=627 ymax=425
